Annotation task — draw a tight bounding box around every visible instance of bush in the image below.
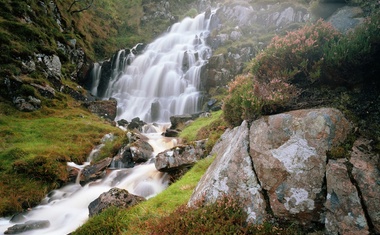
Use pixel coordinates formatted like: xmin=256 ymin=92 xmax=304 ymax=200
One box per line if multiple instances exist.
xmin=223 ymin=75 xmax=262 ymax=126
xmin=147 ymin=195 xmax=296 ymax=235
xmin=323 ymin=13 xmax=380 ymax=83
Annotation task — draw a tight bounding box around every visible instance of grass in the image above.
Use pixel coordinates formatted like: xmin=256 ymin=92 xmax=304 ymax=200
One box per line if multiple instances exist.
xmin=0 ymin=101 xmax=124 ymax=216
xmin=179 ymin=110 xmax=227 ymax=153
xmin=73 ymin=156 xmax=215 ymax=235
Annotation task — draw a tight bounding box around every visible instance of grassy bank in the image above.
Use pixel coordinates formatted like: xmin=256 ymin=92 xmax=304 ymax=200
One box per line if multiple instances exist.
xmin=0 ymin=100 xmax=124 ymax=216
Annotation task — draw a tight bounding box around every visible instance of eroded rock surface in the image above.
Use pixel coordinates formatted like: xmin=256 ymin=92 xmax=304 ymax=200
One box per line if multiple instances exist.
xmin=188 ymin=121 xmax=267 ymax=223
xmin=249 ymin=108 xmax=352 ymax=226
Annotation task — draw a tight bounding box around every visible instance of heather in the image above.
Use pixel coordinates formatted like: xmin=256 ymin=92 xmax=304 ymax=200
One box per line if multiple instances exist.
xmin=223 ymin=14 xmax=380 ymax=126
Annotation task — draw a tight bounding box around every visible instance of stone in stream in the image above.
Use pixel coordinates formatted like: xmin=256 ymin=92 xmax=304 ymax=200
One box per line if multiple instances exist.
xmin=88 ymin=188 xmax=145 ymax=217
xmin=4 ymin=220 xmax=50 ymax=234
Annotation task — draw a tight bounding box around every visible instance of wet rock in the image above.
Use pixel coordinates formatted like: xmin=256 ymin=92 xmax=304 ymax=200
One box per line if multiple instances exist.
xmin=162 ymin=128 xmax=179 ymax=137
xmin=188 ymin=121 xmax=267 ymax=223
xmin=127 ymin=117 xmax=146 ymax=131
xmin=130 ymin=139 xmax=154 ymax=163
xmin=249 ymin=108 xmax=351 ymax=227
xmin=88 ymin=188 xmax=145 ymax=217
xmin=169 ymin=114 xmax=193 ymax=129
xmin=350 ymin=138 xmax=380 ymax=233
xmin=111 ymin=146 xmax=135 ymax=169
xmin=325 ymin=159 xmax=369 ymax=234
xmin=4 ymin=220 xmax=50 ymax=234
xmin=155 ymin=144 xmax=205 ymax=173
xmin=79 ymin=158 xmax=112 ymax=186
xmin=83 ymin=98 xmax=117 ymax=121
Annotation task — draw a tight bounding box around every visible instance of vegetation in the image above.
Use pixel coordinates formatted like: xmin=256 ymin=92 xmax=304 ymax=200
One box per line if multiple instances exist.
xmin=223 ymin=14 xmax=380 ymax=127
xmin=73 ymin=156 xmax=214 ymax=234
xmin=0 ymin=101 xmax=124 ymax=216
xmin=179 ymin=110 xmax=227 ymax=153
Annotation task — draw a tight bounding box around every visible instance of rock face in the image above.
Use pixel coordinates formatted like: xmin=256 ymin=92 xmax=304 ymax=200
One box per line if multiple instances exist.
xmin=187 ymin=108 xmax=379 ymax=233
xmin=328 ymin=6 xmax=364 ymax=33
xmin=325 ymin=159 xmax=369 ymax=234
xmin=188 ymin=121 xmax=267 ymax=223
xmin=249 ymin=108 xmax=351 ymax=226
xmin=88 ymin=188 xmax=145 ymax=217
xmin=350 ymin=138 xmax=380 ymax=233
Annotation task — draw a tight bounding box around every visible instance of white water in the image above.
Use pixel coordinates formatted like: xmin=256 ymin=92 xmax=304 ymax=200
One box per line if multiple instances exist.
xmin=0 ymin=126 xmax=175 ymax=235
xmin=91 ymin=12 xmax=213 ymax=122
xmin=0 ymin=11 xmax=213 ymax=235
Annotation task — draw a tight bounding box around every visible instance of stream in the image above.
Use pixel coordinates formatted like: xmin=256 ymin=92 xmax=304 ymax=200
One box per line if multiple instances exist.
xmin=0 ymin=10 xmax=214 ymax=235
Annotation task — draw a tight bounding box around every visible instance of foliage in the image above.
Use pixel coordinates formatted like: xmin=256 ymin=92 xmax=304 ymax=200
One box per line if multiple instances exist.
xmin=323 ymin=13 xmax=380 ymax=83
xmin=223 ymin=75 xmax=263 ymax=126
xmin=73 ymin=156 xmax=215 ymax=235
xmin=223 ymin=19 xmax=345 ymax=126
xmin=179 ymin=110 xmax=227 ymax=153
xmin=148 ymin=196 xmax=262 ymax=235
xmin=0 ymin=101 xmax=124 ymax=216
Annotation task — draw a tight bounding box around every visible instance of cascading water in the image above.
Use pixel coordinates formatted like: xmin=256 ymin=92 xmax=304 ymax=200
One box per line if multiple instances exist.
xmin=1 ymin=11 xmax=214 ymax=235
xmin=91 ymin=12 xmax=213 ymax=122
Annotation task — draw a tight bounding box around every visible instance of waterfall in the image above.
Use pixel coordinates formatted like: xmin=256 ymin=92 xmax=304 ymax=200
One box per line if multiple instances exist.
xmin=0 ymin=11 xmax=214 ymax=235
xmin=91 ymin=12 xmax=213 ymax=122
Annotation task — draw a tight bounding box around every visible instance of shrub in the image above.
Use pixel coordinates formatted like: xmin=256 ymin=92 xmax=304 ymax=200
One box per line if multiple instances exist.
xmin=323 ymin=13 xmax=380 ymax=83
xmin=223 ymin=75 xmax=263 ymax=126
xmin=224 ymin=19 xmax=342 ymax=126
xmin=147 ymin=195 xmax=296 ymax=235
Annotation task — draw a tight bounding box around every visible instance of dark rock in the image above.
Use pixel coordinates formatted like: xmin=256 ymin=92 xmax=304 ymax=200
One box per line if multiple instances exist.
xmin=111 ymin=146 xmax=135 ymax=169
xmin=163 ymin=129 xmax=179 ymax=137
xmin=79 ymin=158 xmax=112 ymax=186
xmin=127 ymin=117 xmax=146 ymax=131
xmin=83 ymin=98 xmax=117 ymax=121
xmin=130 ymin=139 xmax=154 ymax=163
xmin=4 ymin=220 xmax=50 ymax=234
xmin=117 ymin=119 xmax=129 ymax=127
xmin=13 ymin=96 xmax=41 ymax=112
xmin=155 ymin=144 xmax=205 ymax=173
xmin=169 ymin=114 xmax=193 ymax=129
xmin=88 ymin=188 xmax=145 ymax=217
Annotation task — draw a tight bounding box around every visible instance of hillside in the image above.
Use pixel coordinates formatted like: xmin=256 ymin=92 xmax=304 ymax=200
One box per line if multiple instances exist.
xmin=0 ymin=0 xmax=379 ymax=234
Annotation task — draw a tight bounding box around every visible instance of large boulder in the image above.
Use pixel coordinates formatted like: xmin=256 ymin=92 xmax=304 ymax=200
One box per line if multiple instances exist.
xmin=325 ymin=159 xmax=369 ymax=234
xmin=350 ymin=138 xmax=380 ymax=233
xmin=188 ymin=121 xmax=267 ymax=223
xmin=88 ymin=188 xmax=145 ymax=217
xmin=249 ymin=108 xmax=351 ymax=227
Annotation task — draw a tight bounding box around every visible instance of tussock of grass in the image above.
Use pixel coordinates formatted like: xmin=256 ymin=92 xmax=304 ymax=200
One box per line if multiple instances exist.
xmin=73 ymin=156 xmax=215 ymax=235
